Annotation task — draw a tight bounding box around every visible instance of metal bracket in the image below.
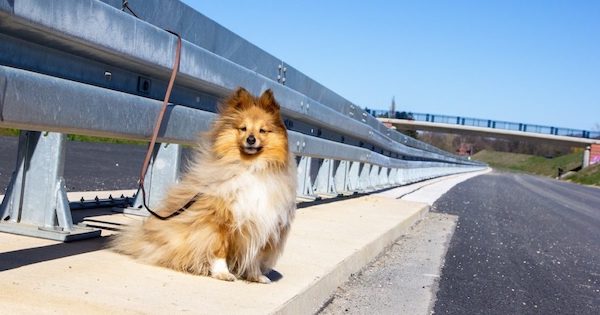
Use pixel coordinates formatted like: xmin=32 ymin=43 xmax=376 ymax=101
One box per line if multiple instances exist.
xmin=0 ymin=131 xmax=100 ymax=241
xmin=123 ymin=142 xmax=182 ymax=216
xmin=277 ymin=62 xmax=287 ymax=85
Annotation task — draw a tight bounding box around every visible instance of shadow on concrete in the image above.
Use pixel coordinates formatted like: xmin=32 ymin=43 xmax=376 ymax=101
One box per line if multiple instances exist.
xmin=296 ymin=184 xmax=403 ymax=209
xmin=0 ymin=236 xmax=112 ymax=272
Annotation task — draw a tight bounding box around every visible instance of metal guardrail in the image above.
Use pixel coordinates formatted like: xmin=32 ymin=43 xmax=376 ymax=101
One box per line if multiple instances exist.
xmin=371 ymin=110 xmax=600 ymax=140
xmin=0 ymin=0 xmax=485 ymax=241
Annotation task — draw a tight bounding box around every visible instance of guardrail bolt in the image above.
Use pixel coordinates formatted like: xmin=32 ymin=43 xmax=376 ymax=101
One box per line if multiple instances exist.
xmin=104 ymin=71 xmax=112 ymax=81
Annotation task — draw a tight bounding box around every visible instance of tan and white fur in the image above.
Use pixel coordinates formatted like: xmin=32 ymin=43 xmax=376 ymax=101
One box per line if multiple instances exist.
xmin=112 ymin=87 xmax=297 ymax=283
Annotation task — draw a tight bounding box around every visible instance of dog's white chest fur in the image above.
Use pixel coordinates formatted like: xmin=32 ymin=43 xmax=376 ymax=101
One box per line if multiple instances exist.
xmin=226 ymin=169 xmax=293 ymax=230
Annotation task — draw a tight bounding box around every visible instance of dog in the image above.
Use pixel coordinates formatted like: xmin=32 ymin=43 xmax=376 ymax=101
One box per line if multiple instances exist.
xmin=112 ymin=87 xmax=297 ymax=283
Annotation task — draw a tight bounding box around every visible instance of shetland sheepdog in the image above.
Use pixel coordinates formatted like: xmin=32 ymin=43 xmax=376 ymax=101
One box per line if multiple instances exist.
xmin=112 ymin=87 xmax=297 ymax=283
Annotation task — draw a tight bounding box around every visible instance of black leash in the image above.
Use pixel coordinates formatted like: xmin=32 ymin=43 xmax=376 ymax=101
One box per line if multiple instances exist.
xmin=138 ymin=183 xmax=201 ymax=221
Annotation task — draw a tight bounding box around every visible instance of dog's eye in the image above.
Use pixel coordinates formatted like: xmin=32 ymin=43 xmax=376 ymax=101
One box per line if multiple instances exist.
xmin=259 ymin=129 xmax=266 ymax=134
xmin=239 ymin=127 xmax=247 ymax=132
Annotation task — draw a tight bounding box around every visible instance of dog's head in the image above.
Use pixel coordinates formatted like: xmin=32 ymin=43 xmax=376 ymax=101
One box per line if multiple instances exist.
xmin=212 ymin=87 xmax=289 ymax=167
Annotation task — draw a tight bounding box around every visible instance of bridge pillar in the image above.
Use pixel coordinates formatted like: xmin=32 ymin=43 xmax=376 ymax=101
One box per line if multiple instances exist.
xmin=583 ymin=145 xmax=591 ymax=168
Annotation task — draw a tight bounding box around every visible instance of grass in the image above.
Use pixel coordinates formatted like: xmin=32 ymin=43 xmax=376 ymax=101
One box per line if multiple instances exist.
xmin=0 ymin=128 xmax=145 ymax=145
xmin=0 ymin=128 xmax=19 ymax=137
xmin=473 ymin=149 xmax=599 ymax=186
xmin=564 ymin=163 xmax=600 ymax=186
xmin=472 ymin=149 xmax=583 ymax=177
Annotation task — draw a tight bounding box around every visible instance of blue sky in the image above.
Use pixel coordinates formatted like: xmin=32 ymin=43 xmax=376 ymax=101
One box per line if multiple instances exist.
xmin=183 ymin=1 xmax=600 ymax=131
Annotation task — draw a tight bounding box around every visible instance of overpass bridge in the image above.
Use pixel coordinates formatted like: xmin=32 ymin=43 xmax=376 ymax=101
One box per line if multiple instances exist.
xmin=375 ymin=111 xmax=600 ymax=166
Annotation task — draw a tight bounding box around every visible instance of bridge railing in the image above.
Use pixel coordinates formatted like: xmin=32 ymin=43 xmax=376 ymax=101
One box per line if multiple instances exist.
xmin=372 ymin=110 xmax=600 ymax=139
xmin=0 ymin=0 xmax=485 ymax=241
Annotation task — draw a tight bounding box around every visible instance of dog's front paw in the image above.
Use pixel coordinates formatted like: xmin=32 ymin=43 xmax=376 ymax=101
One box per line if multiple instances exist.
xmin=211 ymin=271 xmax=237 ymax=282
xmin=247 ymin=274 xmax=271 ymax=284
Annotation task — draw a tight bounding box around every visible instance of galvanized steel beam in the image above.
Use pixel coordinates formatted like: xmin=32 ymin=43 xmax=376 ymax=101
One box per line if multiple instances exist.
xmin=0 ymin=0 xmax=480 ymax=165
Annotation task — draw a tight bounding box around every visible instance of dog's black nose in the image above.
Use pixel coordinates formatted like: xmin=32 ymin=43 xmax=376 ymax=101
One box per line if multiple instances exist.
xmin=246 ymin=135 xmax=256 ymax=145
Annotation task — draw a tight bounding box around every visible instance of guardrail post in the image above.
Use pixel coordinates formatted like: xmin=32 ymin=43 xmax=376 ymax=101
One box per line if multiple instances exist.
xmin=314 ymin=158 xmax=338 ymax=197
xmin=333 ymin=160 xmax=352 ymax=195
xmin=388 ymin=168 xmax=398 ymax=185
xmin=369 ymin=165 xmax=381 ymax=188
xmin=0 ymin=131 xmax=100 ymax=241
xmin=125 ymin=143 xmax=182 ymax=216
xmin=407 ymin=168 xmax=416 ymax=183
xmin=347 ymin=161 xmax=362 ymax=192
xmin=379 ymin=167 xmax=390 ymax=187
xmin=396 ymin=168 xmax=405 ymax=185
xmin=358 ymin=163 xmax=372 ymax=191
xmin=296 ymin=156 xmax=318 ymax=200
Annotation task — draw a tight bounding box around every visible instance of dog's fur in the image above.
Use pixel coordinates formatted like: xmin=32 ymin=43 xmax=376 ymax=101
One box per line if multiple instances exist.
xmin=112 ymin=88 xmax=297 ymax=283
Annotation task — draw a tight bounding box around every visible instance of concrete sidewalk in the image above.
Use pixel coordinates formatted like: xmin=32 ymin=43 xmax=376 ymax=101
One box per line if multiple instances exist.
xmin=0 ymin=171 xmax=486 ymax=314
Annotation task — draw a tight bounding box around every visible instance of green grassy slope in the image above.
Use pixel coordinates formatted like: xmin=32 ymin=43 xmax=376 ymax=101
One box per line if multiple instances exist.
xmin=473 ymin=149 xmax=599 ymax=186
xmin=564 ymin=163 xmax=600 ymax=186
xmin=473 ymin=150 xmax=582 ymax=177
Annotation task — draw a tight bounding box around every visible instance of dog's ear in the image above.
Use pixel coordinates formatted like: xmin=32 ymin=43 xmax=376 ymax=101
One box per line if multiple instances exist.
xmin=258 ymin=89 xmax=281 ymax=113
xmin=221 ymin=87 xmax=252 ymax=112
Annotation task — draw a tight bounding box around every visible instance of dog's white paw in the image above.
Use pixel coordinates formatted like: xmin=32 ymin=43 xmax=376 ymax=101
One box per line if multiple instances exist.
xmin=210 ymin=258 xmax=236 ymax=281
xmin=248 ymin=274 xmax=271 ymax=284
xmin=211 ymin=271 xmax=237 ymax=282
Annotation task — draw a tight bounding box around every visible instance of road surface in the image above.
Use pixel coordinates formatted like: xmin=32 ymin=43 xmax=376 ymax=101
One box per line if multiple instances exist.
xmin=321 ymin=172 xmax=599 ymax=314
xmin=433 ymin=172 xmax=599 ymax=314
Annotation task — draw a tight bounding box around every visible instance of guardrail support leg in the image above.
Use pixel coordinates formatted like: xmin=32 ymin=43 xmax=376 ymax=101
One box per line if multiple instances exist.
xmin=296 ymin=156 xmax=318 ymax=200
xmin=125 ymin=143 xmax=182 ymax=216
xmin=369 ymin=165 xmax=381 ymax=188
xmin=358 ymin=163 xmax=372 ymax=191
xmin=347 ymin=161 xmax=361 ymax=192
xmin=379 ymin=167 xmax=390 ymax=187
xmin=388 ymin=168 xmax=398 ymax=185
xmin=333 ymin=160 xmax=353 ymax=195
xmin=0 ymin=131 xmax=100 ymax=241
xmin=314 ymin=158 xmax=338 ymax=197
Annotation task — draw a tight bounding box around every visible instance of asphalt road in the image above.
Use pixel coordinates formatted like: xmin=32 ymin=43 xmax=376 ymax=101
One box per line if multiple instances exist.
xmin=0 ymin=136 xmax=193 ymax=193
xmin=432 ymin=172 xmax=600 ymax=314
xmin=0 ymin=136 xmax=143 ymax=193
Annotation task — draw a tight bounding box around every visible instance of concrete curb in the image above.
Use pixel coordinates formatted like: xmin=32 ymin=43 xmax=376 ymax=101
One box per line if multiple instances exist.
xmin=276 ymin=200 xmax=429 ymax=314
